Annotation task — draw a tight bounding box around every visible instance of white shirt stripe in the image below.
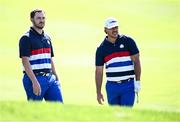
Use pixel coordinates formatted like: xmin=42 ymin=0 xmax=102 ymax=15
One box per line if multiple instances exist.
xmin=105 ymin=56 xmax=131 ymax=66
xmin=107 ymin=75 xmax=135 ymax=82
xmin=31 ymin=63 xmax=51 ymax=70
xmin=106 ymin=65 xmax=134 ymax=73
xmin=29 ymin=53 xmax=51 ymax=61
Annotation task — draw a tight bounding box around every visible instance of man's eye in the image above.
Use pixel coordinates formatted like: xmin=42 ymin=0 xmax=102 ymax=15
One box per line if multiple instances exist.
xmin=36 ymin=17 xmax=45 ymax=19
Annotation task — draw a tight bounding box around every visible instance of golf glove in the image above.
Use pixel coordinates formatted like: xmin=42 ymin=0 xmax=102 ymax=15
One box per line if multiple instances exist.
xmin=134 ymin=80 xmax=141 ymax=93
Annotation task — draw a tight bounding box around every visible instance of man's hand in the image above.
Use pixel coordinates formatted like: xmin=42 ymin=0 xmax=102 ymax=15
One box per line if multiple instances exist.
xmin=95 ymin=66 xmax=104 ymax=105
xmin=134 ymin=80 xmax=141 ymax=93
xmin=131 ymin=53 xmax=141 ymax=93
xmin=97 ymin=92 xmax=104 ymax=105
xmin=22 ymin=57 xmax=42 ymax=96
xmin=32 ymin=80 xmax=41 ymax=96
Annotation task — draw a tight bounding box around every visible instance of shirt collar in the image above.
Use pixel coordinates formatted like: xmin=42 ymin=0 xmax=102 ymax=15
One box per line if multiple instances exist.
xmin=30 ymin=27 xmax=44 ymax=36
xmin=104 ymin=34 xmax=123 ymax=45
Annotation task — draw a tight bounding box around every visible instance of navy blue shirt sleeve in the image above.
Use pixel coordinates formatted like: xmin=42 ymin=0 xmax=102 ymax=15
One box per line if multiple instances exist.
xmin=51 ymin=45 xmax=54 ymax=57
xmin=19 ymin=36 xmax=31 ymax=58
xmin=95 ymin=47 xmax=104 ymax=66
xmin=127 ymin=37 xmax=139 ymax=55
xmin=46 ymin=35 xmax=54 ymax=57
xmin=48 ymin=36 xmax=54 ymax=57
xmin=49 ymin=40 xmax=54 ymax=57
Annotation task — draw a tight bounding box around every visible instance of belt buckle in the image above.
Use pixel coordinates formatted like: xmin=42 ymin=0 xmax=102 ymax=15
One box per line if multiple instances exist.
xmin=117 ymin=80 xmax=122 ymax=83
xmin=39 ymin=72 xmax=46 ymax=76
xmin=116 ymin=78 xmax=131 ymax=83
xmin=45 ymin=73 xmax=51 ymax=77
xmin=38 ymin=72 xmax=44 ymax=76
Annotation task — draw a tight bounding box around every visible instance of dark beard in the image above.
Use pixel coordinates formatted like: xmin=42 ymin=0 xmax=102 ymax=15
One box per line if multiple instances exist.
xmin=33 ymin=21 xmax=44 ymax=29
xmin=34 ymin=24 xmax=44 ymax=29
xmin=110 ymin=33 xmax=118 ymax=39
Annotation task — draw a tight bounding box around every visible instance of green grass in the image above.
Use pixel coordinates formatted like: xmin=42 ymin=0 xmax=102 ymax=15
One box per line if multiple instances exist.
xmin=0 ymin=0 xmax=180 ymax=121
xmin=1 ymin=101 xmax=180 ymax=122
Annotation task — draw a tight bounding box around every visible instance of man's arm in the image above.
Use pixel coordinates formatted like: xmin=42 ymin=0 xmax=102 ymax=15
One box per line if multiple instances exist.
xmin=51 ymin=58 xmax=59 ymax=81
xmin=95 ymin=66 xmax=104 ymax=104
xmin=131 ymin=53 xmax=141 ymax=93
xmin=22 ymin=57 xmax=41 ymax=96
xmin=131 ymin=53 xmax=141 ymax=81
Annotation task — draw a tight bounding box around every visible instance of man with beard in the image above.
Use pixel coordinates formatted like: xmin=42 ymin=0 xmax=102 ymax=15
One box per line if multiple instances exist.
xmin=19 ymin=9 xmax=63 ymax=102
xmin=95 ymin=17 xmax=141 ymax=106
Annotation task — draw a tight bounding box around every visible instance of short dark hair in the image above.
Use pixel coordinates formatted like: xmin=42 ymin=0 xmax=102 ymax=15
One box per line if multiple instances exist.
xmin=30 ymin=9 xmax=44 ymax=18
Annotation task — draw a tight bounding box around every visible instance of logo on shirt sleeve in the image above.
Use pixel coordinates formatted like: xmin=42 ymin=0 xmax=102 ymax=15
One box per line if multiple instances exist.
xmin=47 ymin=40 xmax=51 ymax=45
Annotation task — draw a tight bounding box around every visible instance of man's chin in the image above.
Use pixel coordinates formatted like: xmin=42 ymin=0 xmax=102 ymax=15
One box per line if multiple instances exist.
xmin=37 ymin=26 xmax=44 ymax=29
xmin=111 ymin=34 xmax=118 ymax=39
xmin=35 ymin=25 xmax=44 ymax=29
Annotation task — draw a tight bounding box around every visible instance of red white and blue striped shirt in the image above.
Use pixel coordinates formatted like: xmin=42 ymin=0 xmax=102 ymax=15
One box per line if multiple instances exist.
xmin=19 ymin=27 xmax=54 ymax=73
xmin=95 ymin=35 xmax=139 ymax=82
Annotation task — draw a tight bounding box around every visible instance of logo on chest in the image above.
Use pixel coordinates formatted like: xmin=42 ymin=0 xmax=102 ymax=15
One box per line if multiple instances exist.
xmin=119 ymin=44 xmax=124 ymax=48
xmin=42 ymin=38 xmax=51 ymax=46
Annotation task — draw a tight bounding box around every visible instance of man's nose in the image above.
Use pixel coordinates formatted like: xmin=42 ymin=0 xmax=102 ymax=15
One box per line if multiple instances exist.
xmin=40 ymin=19 xmax=45 ymax=22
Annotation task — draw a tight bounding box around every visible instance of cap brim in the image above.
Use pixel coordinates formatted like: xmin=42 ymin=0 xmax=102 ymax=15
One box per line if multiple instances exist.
xmin=105 ymin=23 xmax=119 ymax=29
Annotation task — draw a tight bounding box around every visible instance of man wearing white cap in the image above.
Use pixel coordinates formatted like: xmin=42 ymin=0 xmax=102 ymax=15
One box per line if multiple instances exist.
xmin=95 ymin=17 xmax=141 ymax=106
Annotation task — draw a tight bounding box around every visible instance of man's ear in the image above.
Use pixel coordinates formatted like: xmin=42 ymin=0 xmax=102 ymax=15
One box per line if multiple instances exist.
xmin=30 ymin=18 xmax=33 ymax=22
xmin=104 ymin=28 xmax=107 ymax=34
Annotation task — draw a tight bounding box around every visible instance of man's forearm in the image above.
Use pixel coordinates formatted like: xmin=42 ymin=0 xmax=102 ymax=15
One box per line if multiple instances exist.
xmin=134 ymin=59 xmax=141 ymax=81
xmin=22 ymin=57 xmax=37 ymax=83
xmin=51 ymin=59 xmax=59 ymax=81
xmin=95 ymin=70 xmax=103 ymax=94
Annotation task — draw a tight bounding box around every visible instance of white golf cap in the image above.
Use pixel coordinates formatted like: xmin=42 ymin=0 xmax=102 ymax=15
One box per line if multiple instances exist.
xmin=104 ymin=17 xmax=119 ymax=29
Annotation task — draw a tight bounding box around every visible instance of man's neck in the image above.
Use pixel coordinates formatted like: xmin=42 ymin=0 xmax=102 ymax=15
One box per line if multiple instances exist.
xmin=107 ymin=36 xmax=117 ymax=44
xmin=32 ymin=26 xmax=43 ymax=35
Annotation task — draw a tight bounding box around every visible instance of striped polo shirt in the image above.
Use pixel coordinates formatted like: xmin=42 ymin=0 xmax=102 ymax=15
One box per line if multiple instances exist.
xmin=19 ymin=27 xmax=54 ymax=73
xmin=95 ymin=35 xmax=139 ymax=82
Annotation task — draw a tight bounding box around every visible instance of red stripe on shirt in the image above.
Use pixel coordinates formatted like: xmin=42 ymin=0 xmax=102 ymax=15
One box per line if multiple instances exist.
xmin=31 ymin=48 xmax=51 ymax=55
xmin=104 ymin=51 xmax=130 ymax=62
